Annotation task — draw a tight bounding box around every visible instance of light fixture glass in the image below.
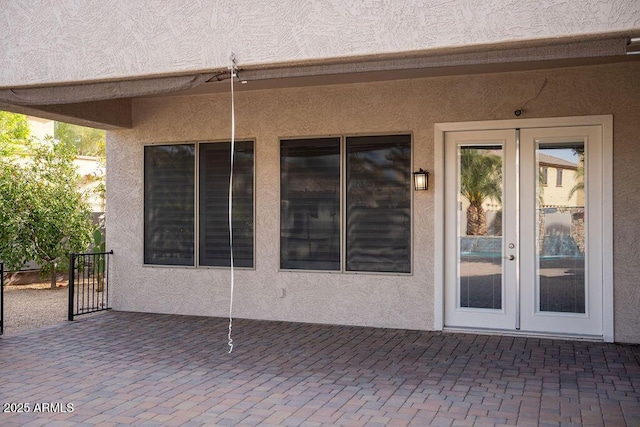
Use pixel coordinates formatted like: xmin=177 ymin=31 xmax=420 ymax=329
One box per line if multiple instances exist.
xmin=413 ymin=168 xmax=428 ymax=191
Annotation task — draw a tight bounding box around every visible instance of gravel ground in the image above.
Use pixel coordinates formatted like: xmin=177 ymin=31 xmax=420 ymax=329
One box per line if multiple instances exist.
xmin=2 ymin=283 xmax=69 ymax=335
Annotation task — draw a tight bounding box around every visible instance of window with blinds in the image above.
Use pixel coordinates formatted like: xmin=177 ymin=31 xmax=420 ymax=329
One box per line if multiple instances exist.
xmin=556 ymin=168 xmax=563 ymax=186
xmin=279 ymin=134 xmax=412 ymax=274
xmin=143 ymin=141 xmax=254 ymax=267
xmin=280 ymin=138 xmax=341 ymax=270
xmin=199 ymin=141 xmax=254 ymax=267
xmin=346 ymin=135 xmax=411 ymax=273
xmin=144 ymin=144 xmax=195 ymax=266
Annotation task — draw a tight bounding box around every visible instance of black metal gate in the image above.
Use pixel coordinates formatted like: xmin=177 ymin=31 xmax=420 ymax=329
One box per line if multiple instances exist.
xmin=68 ymin=250 xmax=113 ymax=321
xmin=1 ymin=263 xmax=4 ymax=335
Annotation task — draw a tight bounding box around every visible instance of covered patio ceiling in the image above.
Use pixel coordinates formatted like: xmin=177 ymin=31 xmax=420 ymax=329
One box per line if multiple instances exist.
xmin=1 ymin=32 xmax=639 ymax=130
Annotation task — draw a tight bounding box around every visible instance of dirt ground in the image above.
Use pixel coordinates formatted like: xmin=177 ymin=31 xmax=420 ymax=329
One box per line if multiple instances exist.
xmin=1 ymin=282 xmax=69 ymax=335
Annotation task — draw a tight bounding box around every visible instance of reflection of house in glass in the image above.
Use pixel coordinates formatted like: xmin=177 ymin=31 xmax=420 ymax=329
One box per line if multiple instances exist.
xmin=536 ymin=149 xmax=586 ymax=313
xmin=280 ymin=139 xmax=341 ymax=271
xmin=458 ymin=150 xmax=587 ymax=313
xmin=537 ymin=149 xmax=584 ymax=257
xmin=281 ymin=174 xmax=341 ymax=271
xmin=538 ymin=152 xmax=583 ymax=207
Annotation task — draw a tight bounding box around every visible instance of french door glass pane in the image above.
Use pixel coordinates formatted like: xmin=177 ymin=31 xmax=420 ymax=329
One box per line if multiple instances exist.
xmin=346 ymin=135 xmax=411 ymax=273
xmin=144 ymin=144 xmax=195 ymax=266
xmin=199 ymin=141 xmax=254 ymax=268
xmin=458 ymin=146 xmax=503 ymax=309
xmin=536 ymin=143 xmax=585 ymax=313
xmin=280 ymin=138 xmax=341 ymax=270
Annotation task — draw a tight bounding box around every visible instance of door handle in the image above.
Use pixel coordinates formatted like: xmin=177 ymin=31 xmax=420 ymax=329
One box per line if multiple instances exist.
xmin=505 ymin=255 xmax=515 ymax=261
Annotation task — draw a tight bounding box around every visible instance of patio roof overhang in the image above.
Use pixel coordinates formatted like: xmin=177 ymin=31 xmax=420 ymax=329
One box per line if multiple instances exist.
xmin=1 ymin=32 xmax=638 ymax=130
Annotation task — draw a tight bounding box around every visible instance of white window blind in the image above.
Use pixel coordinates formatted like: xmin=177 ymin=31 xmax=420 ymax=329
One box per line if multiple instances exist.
xmin=280 ymin=138 xmax=341 ymax=270
xmin=143 ymin=141 xmax=254 ymax=267
xmin=199 ymin=141 xmax=254 ymax=267
xmin=346 ymin=135 xmax=411 ymax=273
xmin=280 ymin=134 xmax=412 ymax=273
xmin=144 ymin=144 xmax=195 ymax=266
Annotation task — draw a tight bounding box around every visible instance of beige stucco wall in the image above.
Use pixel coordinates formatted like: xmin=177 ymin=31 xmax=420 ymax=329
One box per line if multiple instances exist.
xmin=2 ymin=0 xmax=640 ymax=87
xmin=107 ymin=61 xmax=640 ymax=342
xmin=26 ymin=116 xmax=54 ymax=140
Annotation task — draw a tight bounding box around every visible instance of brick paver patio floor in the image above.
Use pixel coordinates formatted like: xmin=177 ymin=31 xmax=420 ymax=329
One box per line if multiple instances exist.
xmin=1 ymin=311 xmax=639 ymax=426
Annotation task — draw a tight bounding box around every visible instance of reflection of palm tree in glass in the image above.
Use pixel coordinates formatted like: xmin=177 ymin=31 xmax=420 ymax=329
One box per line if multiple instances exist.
xmin=347 ymin=143 xmax=411 ymax=272
xmin=568 ymin=149 xmax=584 ymax=201
xmin=460 ymin=148 xmax=502 ymax=236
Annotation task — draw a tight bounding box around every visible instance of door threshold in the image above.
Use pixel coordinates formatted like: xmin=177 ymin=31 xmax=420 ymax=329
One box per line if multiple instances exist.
xmin=443 ymin=326 xmax=604 ymax=342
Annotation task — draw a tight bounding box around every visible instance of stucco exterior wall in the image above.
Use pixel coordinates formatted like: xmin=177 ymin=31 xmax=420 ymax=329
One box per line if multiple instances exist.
xmin=107 ymin=61 xmax=640 ymax=342
xmin=2 ymin=0 xmax=639 ymax=87
xmin=26 ymin=116 xmax=54 ymax=140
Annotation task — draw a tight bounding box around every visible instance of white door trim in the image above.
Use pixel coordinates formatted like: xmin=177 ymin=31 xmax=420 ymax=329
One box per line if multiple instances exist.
xmin=434 ymin=115 xmax=613 ymax=342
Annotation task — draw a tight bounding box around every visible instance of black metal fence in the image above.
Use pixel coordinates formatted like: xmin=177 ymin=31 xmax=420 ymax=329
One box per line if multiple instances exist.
xmin=68 ymin=250 xmax=113 ymax=321
xmin=1 ymin=263 xmax=4 ymax=335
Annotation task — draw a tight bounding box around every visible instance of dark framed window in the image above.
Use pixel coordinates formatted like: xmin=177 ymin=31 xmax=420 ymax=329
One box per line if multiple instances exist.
xmin=541 ymin=167 xmax=548 ymax=185
xmin=279 ymin=134 xmax=412 ymax=273
xmin=199 ymin=141 xmax=254 ymax=267
xmin=144 ymin=141 xmax=254 ymax=267
xmin=556 ymin=168 xmax=563 ymax=186
xmin=280 ymin=138 xmax=340 ymax=270
xmin=144 ymin=144 xmax=195 ymax=266
xmin=346 ymin=135 xmax=411 ymax=273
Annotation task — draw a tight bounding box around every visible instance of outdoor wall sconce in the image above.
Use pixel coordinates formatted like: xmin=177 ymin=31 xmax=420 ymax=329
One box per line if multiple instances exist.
xmin=413 ymin=168 xmax=429 ymax=191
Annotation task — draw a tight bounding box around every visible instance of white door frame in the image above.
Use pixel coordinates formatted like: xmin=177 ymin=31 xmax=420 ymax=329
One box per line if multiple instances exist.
xmin=434 ymin=115 xmax=613 ymax=342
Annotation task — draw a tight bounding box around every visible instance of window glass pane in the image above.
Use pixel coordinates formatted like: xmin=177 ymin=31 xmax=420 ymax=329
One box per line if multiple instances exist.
xmin=280 ymin=138 xmax=340 ymax=270
xmin=346 ymin=135 xmax=411 ymax=273
xmin=537 ymin=143 xmax=585 ymax=313
xmin=458 ymin=146 xmax=503 ymax=309
xmin=144 ymin=144 xmax=195 ymax=265
xmin=199 ymin=141 xmax=254 ymax=267
xmin=541 ymin=167 xmax=548 ymax=185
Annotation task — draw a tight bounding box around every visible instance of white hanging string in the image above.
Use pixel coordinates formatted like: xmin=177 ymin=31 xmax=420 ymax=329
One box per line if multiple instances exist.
xmin=227 ymin=54 xmax=237 ymax=354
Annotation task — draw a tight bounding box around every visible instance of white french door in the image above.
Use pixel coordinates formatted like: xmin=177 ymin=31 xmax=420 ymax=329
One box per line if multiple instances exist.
xmin=443 ymin=124 xmax=607 ymax=338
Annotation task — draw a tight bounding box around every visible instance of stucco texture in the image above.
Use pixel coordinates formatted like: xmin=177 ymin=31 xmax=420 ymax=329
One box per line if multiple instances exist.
xmin=2 ymin=0 xmax=640 ymax=87
xmin=107 ymin=61 xmax=640 ymax=342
